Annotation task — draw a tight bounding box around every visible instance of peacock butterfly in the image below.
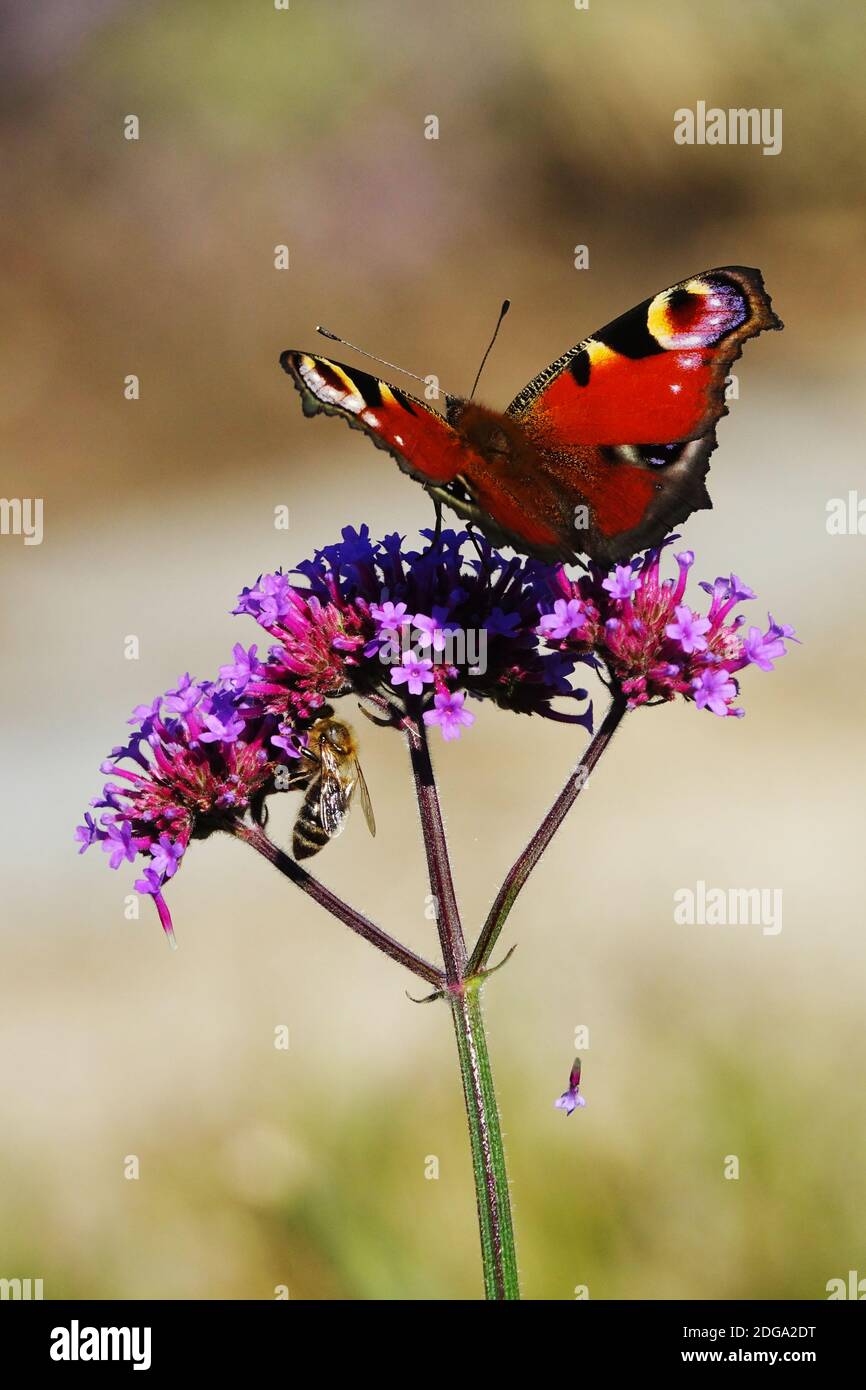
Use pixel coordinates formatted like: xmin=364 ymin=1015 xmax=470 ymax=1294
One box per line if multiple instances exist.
xmin=280 ymin=266 xmax=781 ymax=565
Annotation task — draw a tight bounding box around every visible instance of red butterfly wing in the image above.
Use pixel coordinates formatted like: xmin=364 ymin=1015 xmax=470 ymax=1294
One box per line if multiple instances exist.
xmin=499 ymin=266 xmax=781 ymax=563
xmin=280 ymin=351 xmax=581 ymax=554
xmin=507 ymin=266 xmax=781 ymax=446
xmin=280 ymin=351 xmax=466 ymax=486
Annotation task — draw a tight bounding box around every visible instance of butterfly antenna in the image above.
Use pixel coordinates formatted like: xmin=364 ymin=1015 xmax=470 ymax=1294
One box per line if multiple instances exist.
xmin=469 ymin=299 xmax=511 ymax=401
xmin=316 ymin=326 xmax=431 ymax=389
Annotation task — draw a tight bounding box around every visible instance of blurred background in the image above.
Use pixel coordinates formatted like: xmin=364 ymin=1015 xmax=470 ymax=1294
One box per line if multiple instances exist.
xmin=1 ymin=0 xmax=865 ymax=1300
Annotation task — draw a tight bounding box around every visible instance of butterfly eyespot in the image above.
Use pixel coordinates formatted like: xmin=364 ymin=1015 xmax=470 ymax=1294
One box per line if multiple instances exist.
xmin=648 ymin=277 xmax=748 ymax=351
xmin=635 ymin=442 xmax=688 ymax=468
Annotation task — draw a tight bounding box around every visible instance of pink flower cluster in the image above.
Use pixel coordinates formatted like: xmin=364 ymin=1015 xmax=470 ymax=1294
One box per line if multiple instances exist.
xmin=537 ymin=543 xmax=794 ymax=716
xmin=234 ymin=572 xmax=368 ymax=720
xmin=76 ymin=677 xmax=280 ymax=946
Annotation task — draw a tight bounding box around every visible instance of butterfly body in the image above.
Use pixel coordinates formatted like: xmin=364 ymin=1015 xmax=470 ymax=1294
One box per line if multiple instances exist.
xmin=436 ymin=400 xmax=582 ymax=560
xmin=282 ymin=267 xmax=781 ymax=565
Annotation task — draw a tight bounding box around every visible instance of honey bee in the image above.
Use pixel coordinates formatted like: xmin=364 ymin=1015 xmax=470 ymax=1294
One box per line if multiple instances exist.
xmin=291 ymin=714 xmax=376 ymax=860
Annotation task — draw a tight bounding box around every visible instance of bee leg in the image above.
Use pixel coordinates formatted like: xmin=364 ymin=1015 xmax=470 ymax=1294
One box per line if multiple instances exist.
xmin=359 ymin=704 xmax=397 ymax=728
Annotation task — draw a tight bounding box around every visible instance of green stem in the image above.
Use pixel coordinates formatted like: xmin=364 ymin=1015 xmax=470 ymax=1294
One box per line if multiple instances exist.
xmin=450 ymin=980 xmax=519 ymax=1300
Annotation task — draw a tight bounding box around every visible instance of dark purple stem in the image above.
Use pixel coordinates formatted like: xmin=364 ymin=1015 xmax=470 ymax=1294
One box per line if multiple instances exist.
xmin=467 ymin=691 xmax=628 ymax=974
xmin=402 ymin=711 xmax=467 ymax=984
xmin=233 ymin=820 xmax=445 ymax=988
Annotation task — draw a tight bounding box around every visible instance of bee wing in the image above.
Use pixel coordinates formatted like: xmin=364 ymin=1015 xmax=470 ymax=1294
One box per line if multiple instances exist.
xmin=318 ymin=743 xmax=354 ymax=838
xmin=354 ymin=759 xmax=376 ymax=837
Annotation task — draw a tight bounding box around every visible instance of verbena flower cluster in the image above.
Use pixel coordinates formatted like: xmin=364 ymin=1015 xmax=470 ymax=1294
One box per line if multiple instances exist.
xmin=75 ymin=678 xmax=286 ymax=946
xmin=233 ymin=526 xmax=594 ymax=743
xmin=77 ymin=527 xmax=793 ymax=942
xmin=534 ymin=538 xmax=795 ymax=716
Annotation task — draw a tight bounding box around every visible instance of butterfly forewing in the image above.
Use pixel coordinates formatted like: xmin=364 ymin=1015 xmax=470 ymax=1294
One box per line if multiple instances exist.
xmin=280 ymin=350 xmax=470 ymax=486
xmin=506 ymin=266 xmax=781 ymax=446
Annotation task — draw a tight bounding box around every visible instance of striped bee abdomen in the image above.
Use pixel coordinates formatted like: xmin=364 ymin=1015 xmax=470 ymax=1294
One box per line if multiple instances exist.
xmin=292 ymin=773 xmax=330 ymax=860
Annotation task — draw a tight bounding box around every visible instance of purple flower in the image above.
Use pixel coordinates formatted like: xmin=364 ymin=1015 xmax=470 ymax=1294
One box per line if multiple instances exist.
xmin=134 ymin=867 xmax=163 ymax=896
xmin=75 ymin=812 xmax=99 ymax=853
xmin=151 ymin=834 xmax=185 ymax=881
xmin=743 ymin=626 xmax=787 ymax=671
xmin=484 ymin=607 xmax=521 ymax=637
xmin=102 ymin=820 xmax=137 ymax=870
xmin=423 ymin=690 xmax=475 ymax=741
xmin=219 ymin=643 xmax=259 ymax=691
xmin=128 ymin=696 xmax=161 ymax=725
xmin=248 ymin=572 xmax=295 ymax=626
xmin=768 ymin=613 xmax=799 ymax=642
xmin=413 ymin=608 xmax=455 ymax=653
xmin=538 ymin=598 xmax=587 ymax=640
xmin=132 ymin=870 xmax=178 ymax=950
xmin=538 ymin=652 xmax=579 ymax=695
xmin=692 ymin=667 xmax=738 ymax=716
xmin=601 ymin=564 xmax=640 ymax=601
xmin=554 ymin=1090 xmax=587 ymax=1116
xmin=200 ymin=705 xmax=245 ymax=744
xmin=164 ymin=674 xmax=205 ymax=716
xmin=390 ymin=651 xmax=435 ymax=695
xmin=665 ymin=605 xmax=711 ymax=654
xmin=728 ymin=573 xmax=756 ymax=602
xmin=554 ymin=1058 xmax=586 ymax=1116
xmin=370 ymin=600 xmax=411 ymax=633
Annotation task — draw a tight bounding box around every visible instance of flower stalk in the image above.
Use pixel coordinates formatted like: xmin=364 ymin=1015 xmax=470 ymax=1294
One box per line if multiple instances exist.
xmin=450 ymin=980 xmax=519 ymax=1300
xmin=403 ymin=712 xmax=467 ymax=983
